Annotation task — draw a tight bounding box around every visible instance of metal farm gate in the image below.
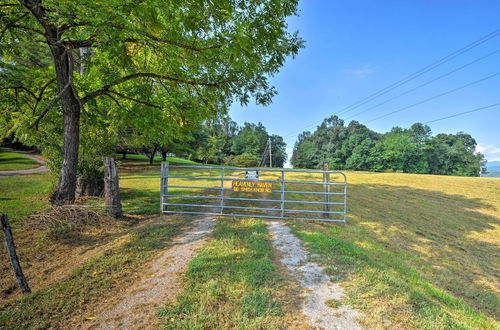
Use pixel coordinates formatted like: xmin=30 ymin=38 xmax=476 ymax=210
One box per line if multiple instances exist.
xmin=160 ymin=162 xmax=347 ymax=222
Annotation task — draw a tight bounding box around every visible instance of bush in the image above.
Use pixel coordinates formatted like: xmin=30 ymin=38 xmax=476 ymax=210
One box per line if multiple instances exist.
xmin=223 ymin=155 xmax=236 ymax=166
xmin=234 ymin=153 xmax=259 ymax=167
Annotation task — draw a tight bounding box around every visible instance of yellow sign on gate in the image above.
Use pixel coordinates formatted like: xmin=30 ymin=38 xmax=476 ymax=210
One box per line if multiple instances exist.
xmin=231 ymin=180 xmax=273 ymax=193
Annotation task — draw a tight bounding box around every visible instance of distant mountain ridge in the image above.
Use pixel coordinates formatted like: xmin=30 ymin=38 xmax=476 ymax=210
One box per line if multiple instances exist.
xmin=486 ymin=161 xmax=500 ymax=169
xmin=485 ymin=161 xmax=500 ymax=177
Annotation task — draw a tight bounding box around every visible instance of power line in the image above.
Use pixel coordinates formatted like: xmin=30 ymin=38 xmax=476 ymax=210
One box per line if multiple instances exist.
xmin=423 ymin=102 xmax=500 ymax=124
xmin=363 ymin=71 xmax=500 ymax=124
xmin=279 ymin=28 xmax=500 ymax=140
xmin=345 ymin=49 xmax=500 ymax=120
xmin=337 ymin=28 xmax=500 ymax=116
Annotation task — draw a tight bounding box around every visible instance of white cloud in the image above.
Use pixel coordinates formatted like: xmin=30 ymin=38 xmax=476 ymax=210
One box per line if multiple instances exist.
xmin=344 ymin=64 xmax=377 ymax=78
xmin=477 ymin=144 xmax=500 ymax=161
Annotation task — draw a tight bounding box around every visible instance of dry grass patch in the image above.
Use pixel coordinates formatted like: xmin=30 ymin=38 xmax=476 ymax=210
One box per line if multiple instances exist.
xmin=286 ymin=171 xmax=499 ymax=329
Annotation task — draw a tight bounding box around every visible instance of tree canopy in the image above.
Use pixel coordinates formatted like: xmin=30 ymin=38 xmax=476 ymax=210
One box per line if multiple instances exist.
xmin=0 ymin=0 xmax=303 ymax=202
xmin=162 ymin=116 xmax=287 ymax=168
xmin=291 ymin=116 xmax=486 ymax=177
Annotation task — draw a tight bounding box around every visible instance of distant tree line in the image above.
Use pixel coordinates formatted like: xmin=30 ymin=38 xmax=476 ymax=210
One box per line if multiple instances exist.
xmin=291 ymin=116 xmax=486 ymax=176
xmin=118 ymin=114 xmax=287 ymax=168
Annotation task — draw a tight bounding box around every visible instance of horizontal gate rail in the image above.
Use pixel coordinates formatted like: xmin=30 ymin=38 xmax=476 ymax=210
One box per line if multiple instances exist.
xmin=160 ymin=162 xmax=347 ymax=223
xmin=163 ymin=194 xmax=344 ymax=205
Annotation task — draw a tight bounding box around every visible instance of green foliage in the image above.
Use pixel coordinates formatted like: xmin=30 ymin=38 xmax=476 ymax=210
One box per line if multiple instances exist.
xmin=0 ymin=0 xmax=303 ymax=191
xmin=291 ymin=116 xmax=486 ymax=176
xmin=176 ymin=117 xmax=288 ymax=167
xmin=234 ymin=152 xmax=259 ymax=167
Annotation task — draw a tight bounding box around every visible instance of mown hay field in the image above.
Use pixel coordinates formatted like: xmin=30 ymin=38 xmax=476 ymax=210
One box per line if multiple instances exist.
xmin=119 ymin=163 xmax=500 ymax=328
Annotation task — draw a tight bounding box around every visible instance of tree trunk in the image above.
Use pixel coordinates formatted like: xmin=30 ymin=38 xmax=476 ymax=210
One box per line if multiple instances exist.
xmin=148 ymin=147 xmax=157 ymax=165
xmin=76 ymin=175 xmax=103 ymax=197
xmin=161 ymin=151 xmax=167 ymax=161
xmin=50 ymin=46 xmax=81 ymax=204
xmin=122 ymin=151 xmax=127 ymax=159
xmin=104 ymin=157 xmax=123 ymax=218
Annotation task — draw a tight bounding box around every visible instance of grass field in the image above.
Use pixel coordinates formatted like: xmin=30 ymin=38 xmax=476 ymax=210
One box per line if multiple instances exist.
xmin=0 ymin=148 xmax=40 ymax=171
xmin=121 ymin=165 xmax=500 ymax=328
xmin=1 ymin=155 xmax=499 ymax=329
xmin=289 ymin=171 xmax=500 ymax=328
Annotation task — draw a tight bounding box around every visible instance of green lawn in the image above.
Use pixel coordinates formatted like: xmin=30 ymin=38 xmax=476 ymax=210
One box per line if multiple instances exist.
xmin=286 ymin=171 xmax=500 ymax=329
xmin=0 ymin=149 xmax=40 ymax=171
xmin=0 ymin=172 xmax=52 ymax=226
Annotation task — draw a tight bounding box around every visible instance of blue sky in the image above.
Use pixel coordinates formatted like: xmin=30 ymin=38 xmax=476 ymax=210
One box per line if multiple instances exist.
xmin=229 ymin=1 xmax=500 ymax=166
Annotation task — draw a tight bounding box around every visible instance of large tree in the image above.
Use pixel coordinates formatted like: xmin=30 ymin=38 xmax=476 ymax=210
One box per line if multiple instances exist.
xmin=0 ymin=0 xmax=303 ymax=202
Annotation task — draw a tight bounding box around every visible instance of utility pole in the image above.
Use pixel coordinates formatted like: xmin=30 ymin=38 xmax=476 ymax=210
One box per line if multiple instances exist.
xmin=268 ymin=138 xmax=272 ymax=168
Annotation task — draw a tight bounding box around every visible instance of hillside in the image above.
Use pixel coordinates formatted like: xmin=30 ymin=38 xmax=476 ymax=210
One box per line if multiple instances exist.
xmin=485 ymin=161 xmax=500 ymax=177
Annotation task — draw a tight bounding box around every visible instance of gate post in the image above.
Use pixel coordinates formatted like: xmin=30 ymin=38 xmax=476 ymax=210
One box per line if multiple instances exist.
xmin=323 ymin=162 xmax=330 ymax=218
xmin=160 ymin=161 xmax=168 ymax=213
xmin=220 ymin=167 xmax=225 ymax=214
xmin=280 ymin=170 xmax=285 ymax=218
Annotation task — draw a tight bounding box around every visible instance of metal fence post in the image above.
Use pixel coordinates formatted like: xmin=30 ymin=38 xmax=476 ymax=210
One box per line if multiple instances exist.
xmin=281 ymin=170 xmax=285 ymax=218
xmin=160 ymin=162 xmax=165 ymax=213
xmin=220 ymin=167 xmax=225 ymax=214
xmin=343 ymin=178 xmax=347 ymax=224
xmin=161 ymin=161 xmax=169 ymax=213
xmin=323 ymin=162 xmax=330 ymax=218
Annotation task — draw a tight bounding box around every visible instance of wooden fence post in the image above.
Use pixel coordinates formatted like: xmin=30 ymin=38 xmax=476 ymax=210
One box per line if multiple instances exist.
xmin=1 ymin=214 xmax=31 ymax=293
xmin=323 ymin=162 xmax=330 ymax=218
xmin=104 ymin=157 xmax=123 ymax=218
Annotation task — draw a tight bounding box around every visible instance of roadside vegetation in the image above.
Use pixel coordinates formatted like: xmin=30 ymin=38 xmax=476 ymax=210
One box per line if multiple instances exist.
xmin=0 ymin=214 xmax=191 ymax=329
xmin=118 ymin=158 xmax=500 ymax=328
xmin=0 ymin=149 xmax=40 ymax=171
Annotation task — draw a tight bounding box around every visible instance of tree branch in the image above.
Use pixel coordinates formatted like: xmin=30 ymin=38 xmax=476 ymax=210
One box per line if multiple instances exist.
xmin=18 ymin=0 xmax=51 ymax=33
xmin=125 ymin=31 xmax=221 ymax=52
xmin=30 ymin=82 xmax=69 ymax=129
xmin=32 ymin=78 xmax=56 ymax=113
xmin=63 ymin=37 xmax=94 ymax=48
xmin=106 ymin=90 xmax=162 ymax=109
xmin=6 ymin=23 xmax=45 ymax=36
xmin=30 ymin=48 xmax=74 ymax=129
xmin=1 ymin=85 xmax=38 ymax=100
xmin=0 ymin=12 xmax=30 ymax=41
xmin=82 ymin=72 xmax=227 ymax=104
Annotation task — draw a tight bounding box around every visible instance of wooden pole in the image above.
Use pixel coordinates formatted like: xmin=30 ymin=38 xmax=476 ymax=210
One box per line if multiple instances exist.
xmin=1 ymin=214 xmax=31 ymax=293
xmin=323 ymin=162 xmax=330 ymax=218
xmin=104 ymin=157 xmax=123 ymax=218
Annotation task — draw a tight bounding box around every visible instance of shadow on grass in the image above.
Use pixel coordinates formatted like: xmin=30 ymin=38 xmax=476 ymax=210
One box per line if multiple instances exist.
xmin=121 ymin=187 xmax=160 ymax=215
xmin=292 ymin=182 xmax=499 ymax=326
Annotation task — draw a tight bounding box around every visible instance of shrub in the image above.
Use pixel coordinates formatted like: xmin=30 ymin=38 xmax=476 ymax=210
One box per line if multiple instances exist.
xmin=234 ymin=153 xmax=259 ymax=167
